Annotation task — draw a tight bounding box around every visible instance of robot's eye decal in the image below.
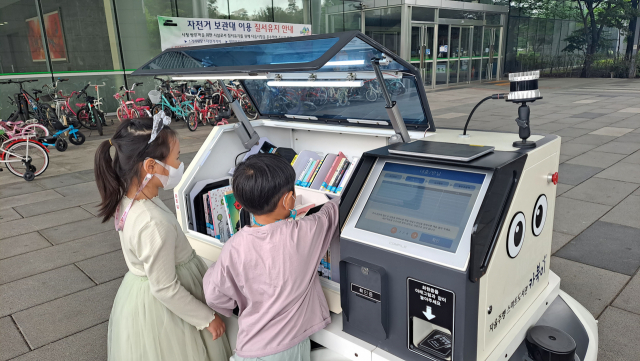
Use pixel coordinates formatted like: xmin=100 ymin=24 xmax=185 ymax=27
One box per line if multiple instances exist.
xmin=532 ymin=195 xmax=548 ymax=237
xmin=507 ymin=212 xmax=526 ymax=258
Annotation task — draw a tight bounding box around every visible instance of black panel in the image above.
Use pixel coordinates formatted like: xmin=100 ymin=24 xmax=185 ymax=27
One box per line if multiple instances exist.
xmin=339 ymin=155 xmax=377 ymax=229
xmin=508 ymin=296 xmax=590 ymax=361
xmin=340 ymin=240 xmax=480 ymax=361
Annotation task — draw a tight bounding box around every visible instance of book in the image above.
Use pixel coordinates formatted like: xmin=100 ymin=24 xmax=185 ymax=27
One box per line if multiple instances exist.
xmin=337 ymin=157 xmax=359 ymax=194
xmin=307 ymin=157 xmax=325 ymax=187
xmin=203 ymin=194 xmax=213 ymax=236
xmin=224 ymin=191 xmax=241 ymax=236
xmin=209 ymin=186 xmax=232 ymax=242
xmin=301 ymin=160 xmax=317 ymax=187
xmin=302 ymin=160 xmax=321 ymax=187
xmin=326 ymin=158 xmax=346 ymax=193
xmin=330 ymin=160 xmax=350 ymax=193
xmin=294 ymin=203 xmax=316 ymax=219
xmin=320 ymin=152 xmax=346 ymax=191
xmin=296 ymin=158 xmax=313 ymax=186
xmin=290 ymin=154 xmax=298 ymax=166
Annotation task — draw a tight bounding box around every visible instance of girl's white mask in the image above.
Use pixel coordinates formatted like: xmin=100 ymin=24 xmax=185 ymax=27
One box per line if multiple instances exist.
xmin=152 ymin=159 xmax=184 ymax=190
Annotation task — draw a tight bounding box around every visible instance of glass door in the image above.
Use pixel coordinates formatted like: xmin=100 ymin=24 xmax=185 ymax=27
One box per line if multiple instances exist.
xmin=482 ymin=27 xmax=499 ymax=80
xmin=448 ymin=26 xmax=472 ymax=84
xmin=436 ymin=24 xmax=449 ymax=85
xmin=410 ymin=25 xmax=435 ymax=86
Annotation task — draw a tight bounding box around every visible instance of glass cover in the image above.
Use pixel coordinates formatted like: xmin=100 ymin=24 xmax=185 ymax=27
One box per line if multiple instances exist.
xmin=142 ymin=37 xmax=339 ymax=70
xmin=243 ymin=77 xmax=426 ymax=125
xmin=317 ymin=38 xmax=408 ymax=73
xmin=355 ymin=163 xmax=485 ymax=253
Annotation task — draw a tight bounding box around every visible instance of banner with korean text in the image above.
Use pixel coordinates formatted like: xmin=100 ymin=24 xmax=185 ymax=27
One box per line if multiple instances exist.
xmin=157 ymin=15 xmax=312 ymax=51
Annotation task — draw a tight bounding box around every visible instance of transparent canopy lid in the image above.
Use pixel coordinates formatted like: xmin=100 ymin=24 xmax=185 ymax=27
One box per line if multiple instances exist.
xmin=132 ymin=31 xmax=435 ymax=130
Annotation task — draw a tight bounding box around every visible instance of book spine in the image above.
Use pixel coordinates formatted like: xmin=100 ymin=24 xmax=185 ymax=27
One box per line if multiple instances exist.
xmin=300 ymin=160 xmax=317 ymax=187
xmin=320 ymin=152 xmax=344 ymax=191
xmin=307 ymin=159 xmax=323 ymax=187
xmin=208 ymin=190 xmax=218 ymax=238
xmin=290 ymin=154 xmax=298 ymax=166
xmin=303 ymin=160 xmax=318 ymax=187
xmin=336 ymin=158 xmax=358 ymax=194
xmin=330 ymin=160 xmax=349 ymax=192
xmin=296 ymin=159 xmax=313 ymax=186
xmin=326 ymin=158 xmax=345 ymax=193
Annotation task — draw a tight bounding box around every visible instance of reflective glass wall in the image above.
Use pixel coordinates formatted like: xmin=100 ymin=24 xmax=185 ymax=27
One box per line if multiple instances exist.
xmin=504 ymin=0 xmax=622 ymax=74
xmin=0 ymin=0 xmax=313 ymax=118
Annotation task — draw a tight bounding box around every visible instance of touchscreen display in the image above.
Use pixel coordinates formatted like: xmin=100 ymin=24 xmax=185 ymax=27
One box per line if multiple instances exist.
xmin=355 ymin=163 xmax=485 ymax=253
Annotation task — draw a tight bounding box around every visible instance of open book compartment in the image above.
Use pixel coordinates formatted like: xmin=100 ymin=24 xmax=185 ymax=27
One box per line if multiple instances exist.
xmin=176 ymin=120 xmax=401 ymax=309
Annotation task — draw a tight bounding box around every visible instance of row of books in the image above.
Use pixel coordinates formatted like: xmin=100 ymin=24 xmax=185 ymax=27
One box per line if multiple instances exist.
xmin=292 ymin=150 xmax=359 ymax=195
xmin=201 ymin=185 xmax=241 ymax=243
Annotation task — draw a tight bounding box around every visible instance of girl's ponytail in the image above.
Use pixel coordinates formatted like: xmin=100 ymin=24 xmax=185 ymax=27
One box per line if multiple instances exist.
xmin=94 ymin=139 xmax=125 ymax=223
xmin=93 ymin=118 xmax=176 ymax=223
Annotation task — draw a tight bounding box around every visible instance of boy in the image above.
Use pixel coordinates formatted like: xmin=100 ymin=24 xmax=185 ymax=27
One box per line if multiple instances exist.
xmin=203 ymin=153 xmax=339 ymax=360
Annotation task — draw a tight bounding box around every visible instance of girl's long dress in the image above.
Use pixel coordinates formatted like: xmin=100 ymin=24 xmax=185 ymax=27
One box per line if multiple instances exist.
xmin=108 ymin=197 xmax=231 ymax=361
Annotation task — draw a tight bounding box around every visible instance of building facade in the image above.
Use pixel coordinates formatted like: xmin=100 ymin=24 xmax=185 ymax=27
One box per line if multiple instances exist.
xmin=0 ymin=0 xmax=618 ymax=118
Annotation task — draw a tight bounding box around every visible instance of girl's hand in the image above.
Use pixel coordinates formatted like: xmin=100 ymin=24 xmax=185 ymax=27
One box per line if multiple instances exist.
xmin=206 ymin=316 xmax=226 ymax=341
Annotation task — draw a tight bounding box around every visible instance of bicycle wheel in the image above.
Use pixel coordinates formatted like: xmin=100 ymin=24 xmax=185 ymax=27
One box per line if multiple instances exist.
xmin=240 ymin=94 xmax=258 ymax=120
xmin=55 ymin=138 xmax=68 ymax=152
xmin=186 ymin=112 xmax=197 ymax=131
xmin=206 ymin=107 xmax=219 ymax=126
xmin=116 ymin=107 xmax=128 ymax=122
xmin=3 ymin=139 xmax=49 ymax=178
xmin=151 ymin=104 xmax=172 ymax=118
xmin=131 ymin=108 xmax=140 ymax=119
xmin=69 ymin=131 xmax=85 ymax=145
xmin=77 ymin=108 xmax=95 ymax=130
xmin=22 ymin=124 xmax=49 ymax=138
xmin=366 ymin=88 xmax=378 ymax=102
xmin=92 ymin=108 xmax=103 ymax=136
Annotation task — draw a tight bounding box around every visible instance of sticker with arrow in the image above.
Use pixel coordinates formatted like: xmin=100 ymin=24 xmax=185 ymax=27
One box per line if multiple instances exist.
xmin=407 ymin=278 xmax=455 ymax=332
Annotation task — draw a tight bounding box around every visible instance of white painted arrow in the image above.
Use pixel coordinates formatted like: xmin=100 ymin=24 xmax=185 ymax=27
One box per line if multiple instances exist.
xmin=423 ymin=306 xmax=436 ymax=320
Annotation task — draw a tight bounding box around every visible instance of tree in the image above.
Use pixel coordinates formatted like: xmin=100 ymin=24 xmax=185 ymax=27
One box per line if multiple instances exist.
xmin=625 ymin=0 xmax=639 ymax=59
xmin=516 ymin=0 xmax=637 ymax=77
xmin=572 ymin=0 xmax=635 ymax=77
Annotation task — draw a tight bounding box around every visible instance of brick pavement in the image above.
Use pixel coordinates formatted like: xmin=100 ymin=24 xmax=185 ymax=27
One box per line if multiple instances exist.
xmin=1 ymin=78 xmax=639 ymax=360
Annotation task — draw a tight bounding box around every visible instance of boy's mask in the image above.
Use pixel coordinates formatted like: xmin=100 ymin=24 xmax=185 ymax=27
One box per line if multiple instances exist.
xmin=283 ymin=193 xmax=297 ymax=220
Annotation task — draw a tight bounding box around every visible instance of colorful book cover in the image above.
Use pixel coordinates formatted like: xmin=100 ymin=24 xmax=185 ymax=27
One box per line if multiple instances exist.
xmin=307 ymin=159 xmax=324 ymax=187
xmin=209 ymin=186 xmax=232 ymax=242
xmin=320 ymin=152 xmax=345 ymax=191
xmin=203 ymin=194 xmax=213 ymax=236
xmin=224 ymin=191 xmax=242 ymax=236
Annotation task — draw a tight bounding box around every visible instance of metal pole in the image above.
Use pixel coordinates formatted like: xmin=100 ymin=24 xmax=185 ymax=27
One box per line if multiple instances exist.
xmin=371 ymin=58 xmax=411 ymax=143
xmin=629 ymin=16 xmax=640 ymax=78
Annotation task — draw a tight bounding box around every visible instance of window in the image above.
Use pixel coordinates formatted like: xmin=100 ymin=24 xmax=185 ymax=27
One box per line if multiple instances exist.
xmin=411 ymin=7 xmax=435 ymax=22
xmin=364 ymin=7 xmax=401 ymax=56
xmin=0 ymin=0 xmax=51 ymax=74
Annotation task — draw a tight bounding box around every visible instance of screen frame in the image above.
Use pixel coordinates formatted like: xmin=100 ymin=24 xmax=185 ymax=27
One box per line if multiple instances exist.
xmin=341 ymin=158 xmax=493 ymax=271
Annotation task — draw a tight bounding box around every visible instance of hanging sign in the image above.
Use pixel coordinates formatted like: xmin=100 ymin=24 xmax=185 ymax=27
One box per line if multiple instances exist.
xmin=157 ymin=15 xmax=312 ymax=51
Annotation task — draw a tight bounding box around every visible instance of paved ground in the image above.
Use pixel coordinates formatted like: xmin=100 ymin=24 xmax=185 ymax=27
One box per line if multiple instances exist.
xmin=1 ymin=78 xmax=639 ymax=361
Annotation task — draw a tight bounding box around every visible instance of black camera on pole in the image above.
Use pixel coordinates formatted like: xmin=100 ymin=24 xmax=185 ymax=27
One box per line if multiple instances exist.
xmin=507 ymin=70 xmax=543 ymax=148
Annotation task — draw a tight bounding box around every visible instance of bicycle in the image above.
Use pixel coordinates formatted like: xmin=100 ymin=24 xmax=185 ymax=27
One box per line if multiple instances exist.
xmin=115 ymin=82 xmax=152 ymax=121
xmin=150 ymin=78 xmax=197 ymax=131
xmin=35 ymin=114 xmax=85 ymax=152
xmin=76 ymin=83 xmax=106 ymax=136
xmin=0 ymin=79 xmax=57 ymax=127
xmin=0 ymin=119 xmax=49 ymax=141
xmin=208 ymin=80 xmax=259 ymax=120
xmin=0 ymin=132 xmax=50 ymax=181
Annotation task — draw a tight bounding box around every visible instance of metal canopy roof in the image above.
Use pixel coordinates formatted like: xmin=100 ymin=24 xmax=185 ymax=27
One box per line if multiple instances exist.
xmin=132 ymin=31 xmax=435 ymax=131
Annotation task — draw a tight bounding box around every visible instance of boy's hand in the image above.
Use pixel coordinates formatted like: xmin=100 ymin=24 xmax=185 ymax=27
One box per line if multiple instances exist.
xmin=206 ymin=316 xmax=226 ymax=341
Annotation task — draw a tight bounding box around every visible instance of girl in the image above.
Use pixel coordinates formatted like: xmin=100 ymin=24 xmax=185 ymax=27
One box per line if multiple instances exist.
xmin=94 ymin=115 xmax=231 ymax=361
